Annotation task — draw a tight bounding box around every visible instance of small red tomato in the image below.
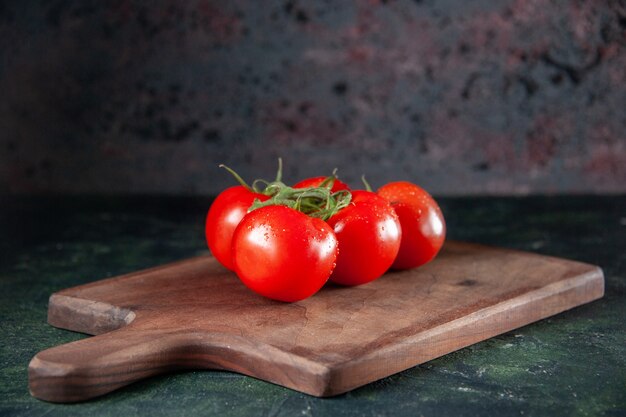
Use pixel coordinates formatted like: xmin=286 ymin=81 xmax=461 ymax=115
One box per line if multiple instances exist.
xmin=377 ymin=181 xmax=446 ymax=269
xmin=327 ymin=190 xmax=401 ymax=286
xmin=293 ymin=176 xmax=350 ymax=193
xmin=232 ymin=205 xmax=338 ymax=302
xmin=205 ymin=186 xmax=269 ymax=271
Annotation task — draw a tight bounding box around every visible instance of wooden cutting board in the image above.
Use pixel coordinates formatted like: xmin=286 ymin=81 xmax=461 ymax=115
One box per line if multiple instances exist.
xmin=28 ymin=241 xmax=604 ymax=403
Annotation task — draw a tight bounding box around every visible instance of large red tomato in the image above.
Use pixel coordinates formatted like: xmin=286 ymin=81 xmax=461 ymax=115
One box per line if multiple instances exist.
xmin=232 ymin=205 xmax=338 ymax=302
xmin=205 ymin=186 xmax=269 ymax=271
xmin=377 ymin=181 xmax=446 ymax=269
xmin=327 ymin=190 xmax=401 ymax=286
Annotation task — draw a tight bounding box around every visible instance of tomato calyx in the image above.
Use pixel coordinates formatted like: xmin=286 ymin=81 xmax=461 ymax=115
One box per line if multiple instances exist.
xmin=249 ymin=183 xmax=351 ymax=221
xmin=219 ymin=159 xmax=352 ymax=221
xmin=252 ymin=168 xmax=352 ymax=220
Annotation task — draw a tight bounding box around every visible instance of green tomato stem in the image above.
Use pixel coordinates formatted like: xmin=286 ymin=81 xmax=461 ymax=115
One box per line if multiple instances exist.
xmin=361 ymin=175 xmax=373 ymax=192
xmin=275 ymin=157 xmax=283 ymax=183
xmin=219 ymin=164 xmax=253 ymax=192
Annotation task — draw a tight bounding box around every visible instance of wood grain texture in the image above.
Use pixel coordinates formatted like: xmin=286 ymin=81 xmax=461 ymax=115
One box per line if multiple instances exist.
xmin=28 ymin=241 xmax=604 ymax=402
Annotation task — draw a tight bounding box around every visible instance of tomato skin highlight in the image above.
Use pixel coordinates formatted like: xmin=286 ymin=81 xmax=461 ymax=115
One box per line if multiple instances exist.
xmin=205 ymin=186 xmax=269 ymax=271
xmin=232 ymin=205 xmax=338 ymax=302
xmin=327 ymin=190 xmax=401 ymax=286
xmin=377 ymin=181 xmax=446 ymax=269
xmin=293 ymin=176 xmax=350 ymax=193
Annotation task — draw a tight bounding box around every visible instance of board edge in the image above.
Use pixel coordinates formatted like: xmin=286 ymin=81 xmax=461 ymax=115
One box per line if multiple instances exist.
xmin=48 ymin=293 xmax=136 ymax=335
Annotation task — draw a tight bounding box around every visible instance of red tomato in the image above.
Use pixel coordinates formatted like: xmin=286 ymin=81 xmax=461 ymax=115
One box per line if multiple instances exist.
xmin=232 ymin=205 xmax=338 ymax=302
xmin=293 ymin=176 xmax=350 ymax=193
xmin=327 ymin=190 xmax=401 ymax=286
xmin=205 ymin=186 xmax=269 ymax=271
xmin=377 ymin=181 xmax=446 ymax=269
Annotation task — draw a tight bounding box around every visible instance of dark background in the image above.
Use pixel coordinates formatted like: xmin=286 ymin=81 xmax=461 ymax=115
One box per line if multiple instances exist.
xmin=1 ymin=2 xmax=625 ymax=415
xmin=1 ymin=0 xmax=624 ymax=196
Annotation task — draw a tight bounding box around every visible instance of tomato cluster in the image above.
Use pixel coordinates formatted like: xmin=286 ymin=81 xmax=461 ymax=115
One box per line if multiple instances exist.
xmin=205 ymin=164 xmax=445 ymax=302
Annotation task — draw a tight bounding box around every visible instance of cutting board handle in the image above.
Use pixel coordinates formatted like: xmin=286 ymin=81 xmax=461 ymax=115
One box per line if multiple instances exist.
xmin=28 ymin=327 xmax=212 ymax=403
